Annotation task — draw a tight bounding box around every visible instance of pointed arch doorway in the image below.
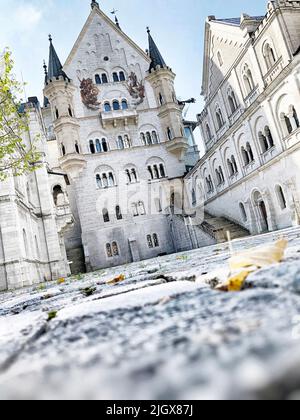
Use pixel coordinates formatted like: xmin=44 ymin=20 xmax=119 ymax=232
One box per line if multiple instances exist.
xmin=253 ymin=190 xmax=269 ymax=233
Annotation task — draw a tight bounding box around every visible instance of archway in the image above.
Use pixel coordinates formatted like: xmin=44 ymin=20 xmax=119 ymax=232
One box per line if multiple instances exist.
xmin=253 ymin=190 xmax=269 ymax=233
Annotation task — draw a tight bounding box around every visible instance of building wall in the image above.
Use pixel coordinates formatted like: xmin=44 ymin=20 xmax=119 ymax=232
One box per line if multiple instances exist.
xmin=189 ymin=1 xmax=300 ymax=236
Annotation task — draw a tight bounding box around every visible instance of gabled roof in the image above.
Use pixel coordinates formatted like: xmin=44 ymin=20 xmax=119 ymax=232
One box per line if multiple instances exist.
xmin=64 ymin=5 xmax=150 ymax=69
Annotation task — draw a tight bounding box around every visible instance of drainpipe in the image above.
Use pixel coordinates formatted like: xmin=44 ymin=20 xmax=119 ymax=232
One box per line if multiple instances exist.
xmin=0 ymin=227 xmax=8 ymax=290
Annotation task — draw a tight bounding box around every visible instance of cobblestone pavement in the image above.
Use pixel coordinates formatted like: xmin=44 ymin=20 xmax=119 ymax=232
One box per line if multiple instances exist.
xmin=1 ymin=227 xmax=300 ymax=400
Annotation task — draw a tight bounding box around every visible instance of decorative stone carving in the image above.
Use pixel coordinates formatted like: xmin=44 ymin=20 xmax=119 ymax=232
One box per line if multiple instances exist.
xmin=79 ymin=78 xmax=101 ymax=110
xmin=127 ymin=72 xmax=145 ymax=106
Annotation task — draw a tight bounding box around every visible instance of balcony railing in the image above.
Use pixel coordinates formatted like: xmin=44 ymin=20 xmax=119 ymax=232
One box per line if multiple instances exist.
xmin=264 ymin=57 xmax=284 ymax=85
xmin=244 ymin=85 xmax=260 ymax=108
xmin=101 ymin=108 xmax=139 ymax=127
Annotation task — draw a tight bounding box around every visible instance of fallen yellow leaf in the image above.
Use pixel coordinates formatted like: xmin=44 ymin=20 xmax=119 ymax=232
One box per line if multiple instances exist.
xmin=229 ymin=239 xmax=288 ymax=270
xmin=228 ymin=270 xmax=252 ymax=292
xmin=57 ymin=277 xmax=65 ymax=285
xmin=106 ymin=274 xmax=126 ymax=286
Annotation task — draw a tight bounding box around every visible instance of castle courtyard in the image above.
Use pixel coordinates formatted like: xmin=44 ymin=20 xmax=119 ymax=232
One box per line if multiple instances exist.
xmin=1 ymin=226 xmax=300 ymax=400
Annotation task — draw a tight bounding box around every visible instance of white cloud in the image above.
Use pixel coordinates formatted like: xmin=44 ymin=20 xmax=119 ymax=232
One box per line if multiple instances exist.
xmin=14 ymin=3 xmax=42 ymax=31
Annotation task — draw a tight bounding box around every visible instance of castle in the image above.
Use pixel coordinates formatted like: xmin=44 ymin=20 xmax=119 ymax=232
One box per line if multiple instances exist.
xmin=1 ymin=0 xmax=300 ymax=291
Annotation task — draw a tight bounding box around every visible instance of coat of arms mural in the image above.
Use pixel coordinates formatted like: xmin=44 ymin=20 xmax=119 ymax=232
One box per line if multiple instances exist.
xmin=127 ymin=72 xmax=145 ymax=106
xmin=79 ymin=78 xmax=101 ymax=110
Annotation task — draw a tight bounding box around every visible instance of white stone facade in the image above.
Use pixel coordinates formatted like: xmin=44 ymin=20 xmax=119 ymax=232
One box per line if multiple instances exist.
xmin=187 ymin=0 xmax=300 ymax=235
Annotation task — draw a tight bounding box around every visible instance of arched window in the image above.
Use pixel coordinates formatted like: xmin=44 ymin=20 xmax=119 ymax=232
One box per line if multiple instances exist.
xmin=152 ymin=131 xmax=159 ymax=144
xmin=102 ymin=138 xmax=109 ymax=152
xmin=102 ymin=174 xmax=108 ymax=188
xmin=247 ymin=143 xmax=254 ymax=162
xmin=285 ymin=115 xmax=293 ymax=134
xmin=263 ymin=43 xmax=276 ymax=70
xmin=113 ymin=72 xmax=119 ymax=82
xmin=124 ymin=135 xmax=131 ymax=148
xmin=108 ymin=172 xmax=115 ymax=187
xmin=265 ymin=126 xmax=274 ymax=149
xmin=146 ymin=132 xmax=152 ymax=145
xmin=53 ymin=185 xmax=63 ymax=206
xmin=95 ymin=74 xmax=101 ymax=85
xmin=228 ymin=92 xmax=238 ymax=114
xmin=232 ymin=156 xmax=238 ymax=174
xmin=61 ymin=144 xmax=66 ymax=156
xmin=293 ymin=107 xmax=300 ymax=128
xmin=242 ymin=146 xmax=250 ymax=166
xmin=101 ymin=74 xmax=108 ymax=84
xmin=138 ymin=201 xmax=146 ymax=215
xmin=95 ymin=139 xmax=102 ymax=153
xmin=243 ymin=67 xmax=255 ymax=95
xmin=216 ymin=108 xmax=224 ymax=130
xmin=112 ymin=242 xmax=119 ymax=256
xmin=153 ymin=234 xmax=159 ymax=248
xmin=141 ymin=133 xmax=146 ymax=146
xmin=121 ymin=99 xmax=128 ymax=110
xmin=103 ymin=209 xmax=110 ymax=223
xmin=117 ymin=136 xmax=125 ymax=149
xmin=116 ymin=206 xmax=123 ymax=220
xmin=106 ymin=243 xmax=112 ymax=258
xmin=131 ymin=169 xmax=137 ymax=182
xmin=148 ymin=165 xmax=154 ymax=179
xmin=147 ymin=235 xmax=154 ymax=248
xmin=104 ymin=102 xmax=111 ymax=112
xmin=258 ymin=131 xmax=269 ymax=153
xmin=132 ymin=203 xmax=139 ymax=217
xmin=228 ymin=159 xmax=235 ymax=177
xmin=159 ymin=93 xmax=164 ymax=106
xmin=119 ymin=71 xmax=126 ymax=81
xmin=276 ymin=185 xmax=287 ymax=210
xmin=89 ymin=140 xmax=95 ymax=154
xmin=159 ymin=164 xmax=166 ymax=178
xmin=206 ymin=124 xmax=212 ymax=141
xmin=113 ymin=100 xmax=120 ymax=111
xmin=239 ymin=203 xmax=247 ymax=222
xmin=96 ymin=174 xmax=102 ymax=189
xmin=75 ymin=142 xmax=80 ymax=154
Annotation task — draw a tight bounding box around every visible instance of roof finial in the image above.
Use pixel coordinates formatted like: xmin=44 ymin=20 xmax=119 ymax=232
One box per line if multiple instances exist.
xmin=91 ymin=0 xmax=99 ymax=9
xmin=48 ymin=34 xmax=52 ymax=43
xmin=147 ymin=26 xmax=151 ymax=34
xmin=111 ymin=9 xmax=121 ymax=29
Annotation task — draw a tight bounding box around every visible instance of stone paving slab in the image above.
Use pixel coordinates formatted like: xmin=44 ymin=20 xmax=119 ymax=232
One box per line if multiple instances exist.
xmin=1 ymin=227 xmax=300 ymax=400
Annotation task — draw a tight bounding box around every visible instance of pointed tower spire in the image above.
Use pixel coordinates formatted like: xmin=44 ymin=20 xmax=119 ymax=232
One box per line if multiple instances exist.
xmin=47 ymin=35 xmax=70 ymax=82
xmin=147 ymin=27 xmax=167 ymax=72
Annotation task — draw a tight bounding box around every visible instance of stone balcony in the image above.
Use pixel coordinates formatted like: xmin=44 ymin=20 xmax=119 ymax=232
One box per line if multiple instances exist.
xmin=229 ymin=106 xmax=244 ymax=126
xmin=264 ymin=57 xmax=284 ymax=86
xmin=100 ymin=108 xmax=139 ymax=128
xmin=165 ymin=136 xmax=189 ymax=161
xmin=244 ymin=85 xmax=260 ymax=108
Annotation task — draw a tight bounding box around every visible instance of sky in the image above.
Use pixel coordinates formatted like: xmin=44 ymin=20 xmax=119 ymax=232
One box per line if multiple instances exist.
xmin=1 ymin=0 xmax=267 ymax=139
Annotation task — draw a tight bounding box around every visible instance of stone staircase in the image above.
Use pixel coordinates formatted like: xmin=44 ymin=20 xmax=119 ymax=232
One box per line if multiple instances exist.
xmin=200 ymin=212 xmax=250 ymax=243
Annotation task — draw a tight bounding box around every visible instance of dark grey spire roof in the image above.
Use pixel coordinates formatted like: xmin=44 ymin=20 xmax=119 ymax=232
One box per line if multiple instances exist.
xmin=47 ymin=35 xmax=70 ymax=82
xmin=147 ymin=28 xmax=167 ymax=71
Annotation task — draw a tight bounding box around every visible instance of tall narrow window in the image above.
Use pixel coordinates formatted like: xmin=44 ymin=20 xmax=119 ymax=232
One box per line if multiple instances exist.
xmin=116 ymin=206 xmax=123 ymax=220
xmin=117 ymin=136 xmax=124 ymax=149
xmin=141 ymin=133 xmax=146 ymax=146
xmin=104 ymin=102 xmax=111 ymax=112
xmin=121 ymin=99 xmax=128 ymax=110
xmin=159 ymin=93 xmax=164 ymax=106
xmin=206 ymin=124 xmax=212 ymax=141
xmin=246 ymin=143 xmax=254 ymax=162
xmin=95 ymin=139 xmax=102 ymax=153
xmin=285 ymin=116 xmax=293 ymax=135
xmin=153 ymin=234 xmax=159 ymax=248
xmin=276 ymin=185 xmax=287 ymax=210
xmin=138 ymin=201 xmax=146 ymax=215
xmin=152 ymin=131 xmax=159 ymax=144
xmin=259 ymin=131 xmax=269 ymax=153
xmin=112 ymin=242 xmax=119 ymax=256
xmin=293 ymin=107 xmax=300 ymax=128
xmin=106 ymin=243 xmax=112 ymax=258
xmin=265 ymin=126 xmax=274 ymax=148
xmin=119 ymin=71 xmax=126 ymax=81
xmin=113 ymin=72 xmax=119 ymax=82
xmin=75 ymin=142 xmax=80 ymax=154
xmin=89 ymin=140 xmax=95 ymax=154
xmin=146 ymin=132 xmax=152 ymax=145
xmin=95 ymin=74 xmax=101 ymax=85
xmin=102 ymin=139 xmax=109 ymax=152
xmin=102 ymin=74 xmax=108 ymax=84
xmin=167 ymin=127 xmax=173 ymax=141
xmin=159 ymin=164 xmax=166 ymax=178
xmin=239 ymin=203 xmax=247 ymax=222
xmin=103 ymin=209 xmax=110 ymax=223
xmin=61 ymin=144 xmax=66 ymax=156
xmin=147 ymin=235 xmax=154 ymax=248
xmin=113 ymin=100 xmax=120 ymax=111
xmin=96 ymin=174 xmax=102 ymax=189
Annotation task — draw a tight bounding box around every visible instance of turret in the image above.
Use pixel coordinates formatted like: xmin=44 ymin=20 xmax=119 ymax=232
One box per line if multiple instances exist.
xmin=146 ymin=28 xmax=188 ymax=161
xmin=43 ymin=35 xmax=86 ymax=180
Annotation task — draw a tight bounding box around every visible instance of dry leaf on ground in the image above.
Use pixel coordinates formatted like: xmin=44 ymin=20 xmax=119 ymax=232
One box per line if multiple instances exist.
xmin=106 ymin=274 xmax=126 ymax=286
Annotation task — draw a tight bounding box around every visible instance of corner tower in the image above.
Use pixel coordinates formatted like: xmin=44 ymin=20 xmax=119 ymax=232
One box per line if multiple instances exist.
xmin=146 ymin=28 xmax=188 ymax=160
xmin=43 ymin=36 xmax=86 ymax=180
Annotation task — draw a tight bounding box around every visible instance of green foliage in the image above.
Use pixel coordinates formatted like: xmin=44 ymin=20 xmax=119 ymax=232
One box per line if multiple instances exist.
xmin=0 ymin=49 xmax=41 ymax=180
